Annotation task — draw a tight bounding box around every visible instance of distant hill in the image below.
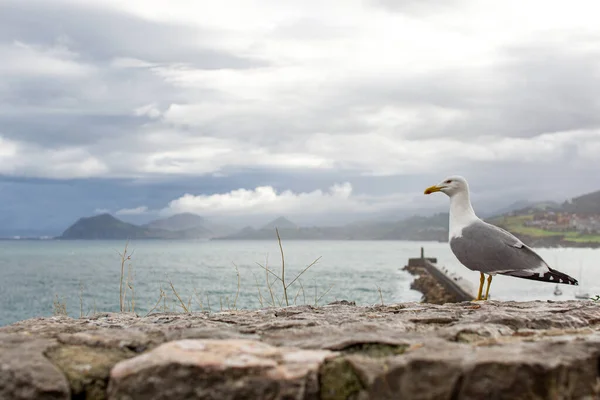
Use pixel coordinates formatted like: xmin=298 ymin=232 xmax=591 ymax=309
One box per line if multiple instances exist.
xmin=214 ymin=214 xmax=449 ymax=241
xmin=261 ymin=217 xmax=297 ymax=230
xmin=59 ymin=214 xmax=166 ymax=240
xmin=215 ymin=217 xmax=300 ymax=240
xmin=59 ymin=212 xmax=233 ymax=240
xmin=486 ymin=200 xmax=563 ymax=219
xmin=496 ymin=188 xmax=600 ymax=217
xmin=144 ymin=213 xmax=206 ymax=231
xmin=377 ymin=213 xmax=448 ymax=241
xmin=486 ymin=200 xmax=536 ymax=218
xmin=563 ymin=189 xmax=600 ymax=215
xmin=480 ymin=186 xmax=600 ymax=219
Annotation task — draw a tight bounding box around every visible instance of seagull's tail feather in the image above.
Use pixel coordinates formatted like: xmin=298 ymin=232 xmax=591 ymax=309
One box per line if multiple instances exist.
xmin=501 ymin=267 xmax=579 ymax=286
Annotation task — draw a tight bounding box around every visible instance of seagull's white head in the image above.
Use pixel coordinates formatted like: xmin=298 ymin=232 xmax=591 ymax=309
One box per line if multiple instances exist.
xmin=424 ymin=175 xmax=469 ymax=198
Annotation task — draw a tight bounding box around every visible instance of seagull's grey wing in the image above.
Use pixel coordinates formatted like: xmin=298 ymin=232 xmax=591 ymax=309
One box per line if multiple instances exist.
xmin=449 ymin=220 xmax=542 ymax=273
xmin=450 ymin=220 xmax=578 ymax=285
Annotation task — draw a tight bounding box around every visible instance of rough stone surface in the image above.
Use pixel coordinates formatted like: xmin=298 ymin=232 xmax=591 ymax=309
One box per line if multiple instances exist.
xmin=108 ymin=339 xmax=333 ymax=399
xmin=1 ymin=301 xmax=600 ymax=399
xmin=0 ymin=333 xmax=70 ymax=400
xmin=46 ymin=345 xmax=135 ymax=400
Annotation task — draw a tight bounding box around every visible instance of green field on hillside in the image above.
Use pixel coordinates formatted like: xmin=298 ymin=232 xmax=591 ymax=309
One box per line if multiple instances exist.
xmin=490 ymin=215 xmax=600 ymax=243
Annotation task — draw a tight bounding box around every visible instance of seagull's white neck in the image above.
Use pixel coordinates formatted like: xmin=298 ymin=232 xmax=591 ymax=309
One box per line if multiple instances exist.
xmin=448 ymin=190 xmax=479 ymax=239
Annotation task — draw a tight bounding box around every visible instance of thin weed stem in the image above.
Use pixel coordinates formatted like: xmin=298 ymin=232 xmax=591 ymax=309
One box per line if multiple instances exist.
xmin=116 ymin=240 xmax=134 ymax=312
xmin=168 ymin=279 xmax=189 ymax=313
xmin=276 ymin=228 xmax=289 ymax=306
xmin=231 ymin=263 xmax=240 ymax=310
xmin=78 ymin=281 xmax=84 ymax=318
xmin=376 ymin=285 xmax=384 ymax=306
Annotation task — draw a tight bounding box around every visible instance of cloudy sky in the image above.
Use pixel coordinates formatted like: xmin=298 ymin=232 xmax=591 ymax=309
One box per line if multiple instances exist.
xmin=1 ymin=0 xmax=600 ymax=233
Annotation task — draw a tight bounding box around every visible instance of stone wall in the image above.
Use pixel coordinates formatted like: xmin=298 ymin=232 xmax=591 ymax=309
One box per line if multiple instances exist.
xmin=1 ymin=300 xmax=600 ymax=399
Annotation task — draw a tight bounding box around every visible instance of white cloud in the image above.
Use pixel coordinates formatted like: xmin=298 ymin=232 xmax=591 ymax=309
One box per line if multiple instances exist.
xmin=115 ymin=206 xmax=149 ymax=215
xmin=161 ymin=182 xmax=418 ymax=216
xmin=0 ymin=136 xmax=18 ymax=158
xmin=0 ymin=136 xmax=108 ymax=179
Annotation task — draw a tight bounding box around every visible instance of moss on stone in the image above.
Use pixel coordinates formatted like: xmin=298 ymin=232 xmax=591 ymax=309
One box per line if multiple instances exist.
xmin=319 ymin=343 xmax=407 ymax=399
xmin=341 ymin=342 xmax=408 ymax=358
xmin=319 ymin=357 xmax=364 ymax=400
xmin=45 ymin=344 xmax=135 ymax=400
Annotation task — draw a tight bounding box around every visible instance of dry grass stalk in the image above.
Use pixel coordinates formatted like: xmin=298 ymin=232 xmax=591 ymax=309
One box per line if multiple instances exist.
xmin=193 ymin=287 xmax=206 ymax=312
xmin=377 ymin=285 xmax=384 ymax=306
xmin=126 ymin=261 xmax=136 ymax=314
xmin=53 ymin=295 xmax=67 ymax=316
xmin=78 ymin=281 xmax=84 ymax=318
xmin=255 ymin=228 xmax=323 ymax=307
xmin=145 ymin=285 xmax=167 ymax=317
xmin=256 ymin=254 xmax=278 ymax=307
xmin=276 ymin=228 xmax=288 ymax=306
xmin=293 ymin=279 xmax=306 ymax=305
xmin=314 ymin=283 xmax=334 ymax=306
xmin=249 ymin=269 xmax=265 ymax=307
xmin=187 ymin=293 xmax=193 ymax=312
xmin=232 ymin=263 xmax=240 ymax=309
xmin=168 ymin=279 xmax=189 ymax=313
xmin=116 ymin=240 xmax=134 ymax=312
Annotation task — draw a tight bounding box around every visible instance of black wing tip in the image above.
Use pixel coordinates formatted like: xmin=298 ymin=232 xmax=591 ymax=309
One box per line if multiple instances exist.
xmin=547 ymin=267 xmax=579 ymax=286
xmin=503 ymin=268 xmax=579 ymax=286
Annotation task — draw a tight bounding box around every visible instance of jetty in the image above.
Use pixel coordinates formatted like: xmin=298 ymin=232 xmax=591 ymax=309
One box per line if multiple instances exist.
xmin=404 ymin=247 xmax=476 ymax=303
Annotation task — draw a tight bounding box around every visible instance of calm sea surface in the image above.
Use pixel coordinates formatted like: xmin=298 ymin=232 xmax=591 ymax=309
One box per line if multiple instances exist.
xmin=0 ymin=240 xmax=598 ymax=326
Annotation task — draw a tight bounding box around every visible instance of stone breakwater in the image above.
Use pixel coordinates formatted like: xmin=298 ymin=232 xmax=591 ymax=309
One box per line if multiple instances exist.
xmin=403 ymin=258 xmax=471 ymax=304
xmin=1 ymin=300 xmax=600 ymax=399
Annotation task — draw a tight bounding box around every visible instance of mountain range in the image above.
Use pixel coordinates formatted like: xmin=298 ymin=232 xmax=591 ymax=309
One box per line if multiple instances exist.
xmin=58 ymin=212 xmax=450 ymax=241
xmin=59 ymin=213 xmax=234 ymax=240
xmin=51 ymin=187 xmax=600 ymax=242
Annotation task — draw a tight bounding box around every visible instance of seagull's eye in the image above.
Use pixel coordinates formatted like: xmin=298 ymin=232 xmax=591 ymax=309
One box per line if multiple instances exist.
xmin=445 ymin=179 xmax=452 ymax=184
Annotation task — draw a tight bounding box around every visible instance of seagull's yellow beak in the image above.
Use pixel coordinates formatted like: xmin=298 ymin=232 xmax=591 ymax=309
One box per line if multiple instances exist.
xmin=424 ymin=185 xmax=442 ymax=195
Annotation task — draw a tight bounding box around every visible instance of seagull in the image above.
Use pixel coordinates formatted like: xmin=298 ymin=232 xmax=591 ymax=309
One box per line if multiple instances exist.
xmin=424 ymin=175 xmax=578 ymax=301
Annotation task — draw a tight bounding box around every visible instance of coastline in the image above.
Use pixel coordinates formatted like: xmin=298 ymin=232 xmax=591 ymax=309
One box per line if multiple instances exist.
xmin=3 ymin=236 xmax=599 ymax=249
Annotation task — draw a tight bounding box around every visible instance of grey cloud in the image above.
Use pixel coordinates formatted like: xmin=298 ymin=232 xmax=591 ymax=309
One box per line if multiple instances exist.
xmin=0 ymin=0 xmax=598 ymax=199
xmin=486 ymin=43 xmax=600 ymax=137
xmin=0 ymin=0 xmax=236 ymax=149
xmin=0 ymin=65 xmax=180 ymax=147
xmin=0 ymin=0 xmax=266 ymax=69
xmin=0 ymin=113 xmax=150 ymax=147
xmin=162 ymin=39 xmax=600 ymax=147
xmin=0 ymin=0 xmax=267 ymax=148
xmin=325 ymin=41 xmax=600 ymax=140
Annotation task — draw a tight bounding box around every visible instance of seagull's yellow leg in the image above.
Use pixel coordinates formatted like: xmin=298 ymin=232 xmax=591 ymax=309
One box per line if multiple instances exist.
xmin=475 ymin=272 xmax=485 ymax=301
xmin=484 ymin=275 xmax=493 ymax=300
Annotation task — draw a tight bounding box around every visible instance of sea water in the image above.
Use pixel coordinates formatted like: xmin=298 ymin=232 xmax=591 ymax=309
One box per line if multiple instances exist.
xmin=0 ymin=240 xmax=597 ymax=326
